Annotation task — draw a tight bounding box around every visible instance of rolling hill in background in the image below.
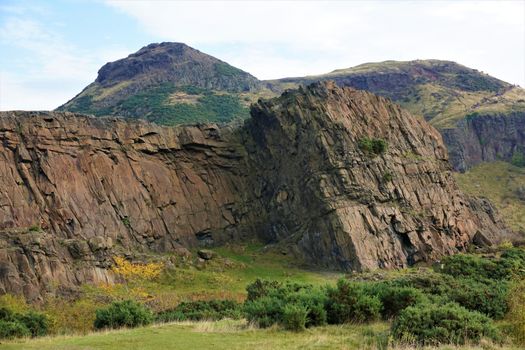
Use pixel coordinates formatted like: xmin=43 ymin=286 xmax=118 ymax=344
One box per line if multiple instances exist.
xmin=57 ymin=42 xmax=273 ymax=125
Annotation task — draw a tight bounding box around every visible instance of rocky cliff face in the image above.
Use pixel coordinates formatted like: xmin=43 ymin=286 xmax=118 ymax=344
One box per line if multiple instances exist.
xmin=242 ymin=82 xmax=508 ymax=270
xmin=441 ymin=112 xmax=525 ymax=171
xmin=0 ymin=111 xmax=253 ymax=300
xmin=0 ymin=82 xmax=510 ymax=300
xmin=272 ymin=60 xmax=525 ymax=171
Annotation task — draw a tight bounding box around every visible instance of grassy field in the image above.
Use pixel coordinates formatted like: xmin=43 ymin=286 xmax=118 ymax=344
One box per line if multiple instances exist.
xmin=455 ymin=161 xmax=525 ymax=233
xmin=3 ymin=319 xmax=521 ymax=350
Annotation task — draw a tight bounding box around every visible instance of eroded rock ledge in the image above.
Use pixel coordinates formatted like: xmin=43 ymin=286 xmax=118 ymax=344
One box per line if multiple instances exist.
xmin=0 ymin=82 xmax=510 ymax=299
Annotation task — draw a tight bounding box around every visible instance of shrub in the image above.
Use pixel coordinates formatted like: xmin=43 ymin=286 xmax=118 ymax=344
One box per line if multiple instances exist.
xmin=94 ymin=300 xmax=153 ymax=330
xmin=0 ymin=320 xmax=30 ymax=339
xmin=392 ymin=302 xmax=499 ymax=345
xmin=358 ymin=138 xmax=388 ymax=156
xmin=285 ymin=288 xmax=327 ymax=327
xmin=440 ymin=254 xmax=504 ymax=280
xmin=243 ymin=281 xmax=327 ymax=329
xmin=0 ymin=294 xmax=29 ymax=314
xmin=16 ymin=311 xmax=49 ymax=337
xmin=446 ymin=278 xmax=508 ymax=319
xmin=325 ymin=279 xmax=381 ymax=324
xmin=500 ymin=248 xmax=525 ymax=278
xmin=243 ymin=296 xmax=284 ymax=328
xmin=511 ymin=150 xmax=525 ymax=167
xmin=385 ymin=272 xmax=509 ymax=319
xmin=282 ymin=304 xmax=307 ymax=332
xmin=246 ymin=279 xmax=282 ymax=301
xmin=370 ymin=284 xmax=427 ymax=319
xmin=386 ymin=272 xmax=455 ymax=295
xmin=0 ymin=307 xmax=48 ymax=338
xmin=156 ymin=300 xmax=242 ymax=322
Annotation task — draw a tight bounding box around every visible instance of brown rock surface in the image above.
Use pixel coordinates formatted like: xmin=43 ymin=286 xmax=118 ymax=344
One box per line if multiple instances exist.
xmin=0 ymin=82 xmax=511 ymax=299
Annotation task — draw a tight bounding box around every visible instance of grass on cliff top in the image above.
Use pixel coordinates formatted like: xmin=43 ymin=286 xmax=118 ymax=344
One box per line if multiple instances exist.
xmin=455 ymin=161 xmax=525 ymax=233
xmin=4 ymin=319 xmax=520 ymax=350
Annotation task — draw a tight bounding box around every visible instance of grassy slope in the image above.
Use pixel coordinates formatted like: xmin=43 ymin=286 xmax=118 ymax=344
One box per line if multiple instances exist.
xmin=455 ymin=161 xmax=525 ymax=233
xmin=147 ymin=244 xmax=341 ymax=303
xmin=39 ymin=243 xmax=341 ymax=335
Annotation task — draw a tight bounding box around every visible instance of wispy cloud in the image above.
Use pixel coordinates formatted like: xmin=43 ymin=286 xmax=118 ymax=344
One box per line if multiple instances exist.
xmin=1 ymin=1 xmax=524 ymax=110
xmin=0 ymin=4 xmax=131 ymax=110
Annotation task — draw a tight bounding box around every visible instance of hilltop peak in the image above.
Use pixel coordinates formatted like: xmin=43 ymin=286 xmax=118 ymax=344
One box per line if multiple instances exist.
xmin=94 ymin=42 xmax=260 ymax=90
xmin=59 ymin=42 xmax=264 ymax=123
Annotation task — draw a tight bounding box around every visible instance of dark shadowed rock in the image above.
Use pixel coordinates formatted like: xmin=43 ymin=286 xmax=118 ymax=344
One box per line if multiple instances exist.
xmin=197 ymin=249 xmax=215 ymax=260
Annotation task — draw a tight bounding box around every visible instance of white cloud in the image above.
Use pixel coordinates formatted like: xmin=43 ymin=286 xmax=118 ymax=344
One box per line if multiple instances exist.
xmin=1 ymin=1 xmax=524 ymax=110
xmin=106 ymin=0 xmax=525 ymax=85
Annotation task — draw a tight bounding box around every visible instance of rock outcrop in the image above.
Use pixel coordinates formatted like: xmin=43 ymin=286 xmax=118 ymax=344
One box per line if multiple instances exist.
xmin=0 ymin=112 xmax=252 ymax=299
xmin=0 ymin=82 xmax=510 ymax=299
xmin=242 ymin=82 xmax=509 ymax=270
xmin=441 ymin=112 xmax=525 ymax=171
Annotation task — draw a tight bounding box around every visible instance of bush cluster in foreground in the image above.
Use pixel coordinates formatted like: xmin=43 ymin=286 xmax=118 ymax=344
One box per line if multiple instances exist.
xmin=0 ymin=308 xmax=48 ymax=339
xmin=1 ymin=247 xmax=523 ymax=346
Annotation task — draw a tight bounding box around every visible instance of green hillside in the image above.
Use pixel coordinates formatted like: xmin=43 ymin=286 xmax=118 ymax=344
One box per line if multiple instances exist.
xmin=270 ymin=60 xmax=525 ymax=129
xmin=57 ymin=42 xmax=271 ymax=125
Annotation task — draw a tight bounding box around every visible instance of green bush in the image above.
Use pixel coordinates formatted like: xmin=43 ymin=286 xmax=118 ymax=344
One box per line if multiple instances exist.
xmin=325 ymin=279 xmax=381 ymax=324
xmin=511 ymin=151 xmax=525 ymax=167
xmin=282 ymin=304 xmax=307 ymax=332
xmin=358 ymin=138 xmax=388 ymax=156
xmin=0 ymin=307 xmax=48 ymax=338
xmin=243 ymin=296 xmax=284 ymax=328
xmin=246 ymin=279 xmax=282 ymax=301
xmin=16 ymin=311 xmax=49 ymax=337
xmin=385 ymin=272 xmax=455 ymax=295
xmin=383 ymin=272 xmax=509 ymax=319
xmin=440 ymin=254 xmax=505 ymax=280
xmin=0 ymin=320 xmax=30 ymax=339
xmin=243 ymin=281 xmax=327 ymax=329
xmin=446 ymin=278 xmax=508 ymax=319
xmin=500 ymin=248 xmax=525 ymax=277
xmin=285 ymin=288 xmax=327 ymax=327
xmin=156 ymin=300 xmax=241 ymax=322
xmin=392 ymin=302 xmax=499 ymax=345
xmin=441 ymin=249 xmax=525 ymax=281
xmin=370 ymin=285 xmax=427 ymax=319
xmin=94 ymin=300 xmax=153 ymax=330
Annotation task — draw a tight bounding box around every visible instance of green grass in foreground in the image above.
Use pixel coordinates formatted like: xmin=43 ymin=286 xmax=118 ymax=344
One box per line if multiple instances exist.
xmin=2 ymin=319 xmax=520 ymax=350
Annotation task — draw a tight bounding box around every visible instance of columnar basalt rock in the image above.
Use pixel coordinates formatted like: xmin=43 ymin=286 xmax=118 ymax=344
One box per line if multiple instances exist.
xmin=0 ymin=112 xmax=252 ymax=299
xmin=0 ymin=82 xmax=511 ymax=299
xmin=243 ymin=82 xmax=509 ymax=271
xmin=441 ymin=112 xmax=525 ymax=172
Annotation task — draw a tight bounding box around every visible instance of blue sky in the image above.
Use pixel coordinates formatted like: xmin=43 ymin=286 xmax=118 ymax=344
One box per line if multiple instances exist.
xmin=1 ymin=0 xmax=524 ymax=110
